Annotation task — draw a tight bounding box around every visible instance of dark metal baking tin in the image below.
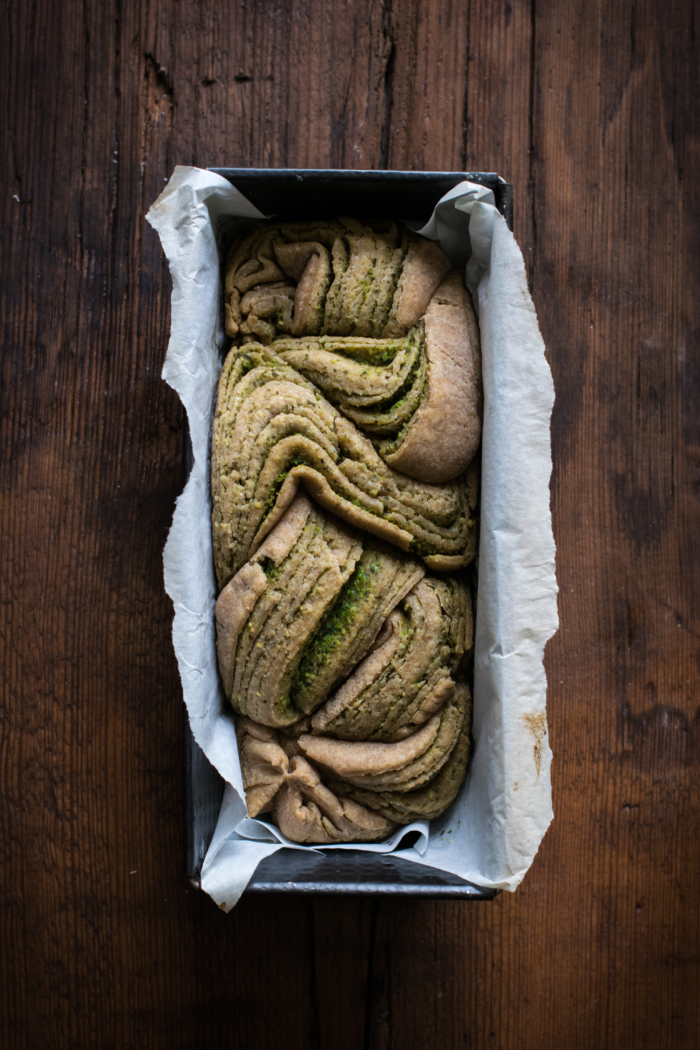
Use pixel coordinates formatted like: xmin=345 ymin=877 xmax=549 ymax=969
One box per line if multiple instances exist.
xmin=184 ymin=168 xmax=512 ymax=899
xmin=208 ymin=168 xmax=513 ymax=230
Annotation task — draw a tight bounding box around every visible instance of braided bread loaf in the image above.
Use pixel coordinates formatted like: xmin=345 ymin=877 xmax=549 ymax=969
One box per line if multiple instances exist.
xmin=212 ymin=220 xmax=481 ymax=843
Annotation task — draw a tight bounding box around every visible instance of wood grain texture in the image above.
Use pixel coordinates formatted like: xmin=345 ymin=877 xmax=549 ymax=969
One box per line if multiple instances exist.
xmin=1 ymin=0 xmax=699 ymax=1047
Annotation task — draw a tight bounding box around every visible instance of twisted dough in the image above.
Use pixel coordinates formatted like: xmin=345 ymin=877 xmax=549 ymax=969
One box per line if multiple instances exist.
xmin=213 ymin=220 xmax=481 ymax=843
xmin=217 ymin=497 xmax=473 ymax=843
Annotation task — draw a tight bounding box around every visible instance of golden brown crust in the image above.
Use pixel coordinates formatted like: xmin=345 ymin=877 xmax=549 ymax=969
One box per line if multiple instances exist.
xmin=383 ymin=270 xmax=481 ymax=483
xmin=297 ymin=716 xmax=441 ymax=777
xmin=382 ymin=236 xmax=453 ymax=337
xmin=215 ymin=564 xmax=268 ymax=698
xmin=275 ymin=755 xmax=395 ymax=843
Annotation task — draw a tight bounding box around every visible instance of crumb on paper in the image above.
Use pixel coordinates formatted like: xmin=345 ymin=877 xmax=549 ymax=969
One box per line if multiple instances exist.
xmin=522 ymin=711 xmax=548 ymax=777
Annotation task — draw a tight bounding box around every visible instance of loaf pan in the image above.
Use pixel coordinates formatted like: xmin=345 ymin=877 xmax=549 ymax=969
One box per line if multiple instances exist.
xmin=184 ymin=168 xmax=513 ymax=899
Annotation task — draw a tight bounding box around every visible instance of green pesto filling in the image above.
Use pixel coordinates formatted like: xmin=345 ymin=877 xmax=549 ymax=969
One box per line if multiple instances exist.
xmin=311 ymin=338 xmax=424 ymax=438
xmin=290 ymin=557 xmax=377 ymax=697
xmin=263 ymin=470 xmax=291 ymax=515
xmin=236 ymin=351 xmax=257 ymax=376
xmin=261 ymin=453 xmax=309 ymax=516
xmin=341 ymin=344 xmax=397 ymax=365
xmin=372 ymin=360 xmax=427 ymax=446
xmin=317 ymin=334 xmax=402 ymax=366
xmin=264 ymin=560 xmax=282 ymax=582
xmin=373 ymin=353 xmax=424 ymax=415
xmin=411 ymin=532 xmax=459 ymax=557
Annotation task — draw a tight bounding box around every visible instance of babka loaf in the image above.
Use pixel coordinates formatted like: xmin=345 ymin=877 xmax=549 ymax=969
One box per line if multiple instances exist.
xmin=212 ymin=218 xmax=481 ymax=844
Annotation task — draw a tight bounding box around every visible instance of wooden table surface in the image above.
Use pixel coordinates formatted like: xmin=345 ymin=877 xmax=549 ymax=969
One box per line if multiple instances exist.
xmin=2 ymin=0 xmax=699 ymax=1046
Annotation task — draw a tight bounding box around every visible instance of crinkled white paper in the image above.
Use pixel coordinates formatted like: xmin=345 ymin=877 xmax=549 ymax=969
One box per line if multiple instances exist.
xmin=147 ymin=167 xmax=558 ymax=912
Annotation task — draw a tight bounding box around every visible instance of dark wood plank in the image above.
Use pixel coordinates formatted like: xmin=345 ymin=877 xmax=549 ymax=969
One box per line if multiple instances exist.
xmin=1 ymin=0 xmax=699 ymax=1047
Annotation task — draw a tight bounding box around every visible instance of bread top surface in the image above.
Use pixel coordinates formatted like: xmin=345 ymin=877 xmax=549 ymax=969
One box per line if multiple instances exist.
xmin=213 ymin=219 xmax=481 ymax=843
